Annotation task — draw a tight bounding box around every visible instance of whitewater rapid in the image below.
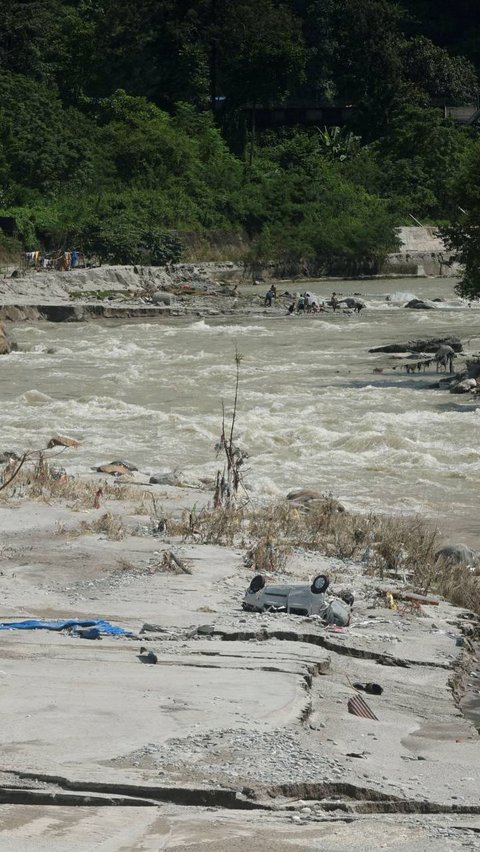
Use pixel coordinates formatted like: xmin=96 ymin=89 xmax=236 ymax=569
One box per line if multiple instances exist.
xmin=2 ymin=277 xmax=480 ymax=546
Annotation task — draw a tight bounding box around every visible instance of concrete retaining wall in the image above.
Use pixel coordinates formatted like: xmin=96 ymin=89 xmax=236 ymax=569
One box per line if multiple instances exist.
xmin=382 ymin=226 xmax=460 ymax=277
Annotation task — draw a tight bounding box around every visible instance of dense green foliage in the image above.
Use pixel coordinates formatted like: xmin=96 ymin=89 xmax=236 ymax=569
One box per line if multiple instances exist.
xmin=0 ymin=0 xmax=479 ymax=274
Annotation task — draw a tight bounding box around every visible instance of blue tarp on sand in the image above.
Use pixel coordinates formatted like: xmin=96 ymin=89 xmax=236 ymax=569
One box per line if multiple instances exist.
xmin=0 ymin=619 xmax=131 ymax=636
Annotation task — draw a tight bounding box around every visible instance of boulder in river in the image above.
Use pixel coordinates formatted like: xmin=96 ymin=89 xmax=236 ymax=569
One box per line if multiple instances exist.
xmin=109 ymin=459 xmax=138 ymax=471
xmin=149 ymin=469 xmax=179 ymax=486
xmin=404 ymin=298 xmax=437 ymax=310
xmin=466 ymin=358 xmax=480 ymax=380
xmin=369 ymin=336 xmax=462 ymax=354
xmin=47 ymin=435 xmax=81 ymax=449
xmin=435 ymin=543 xmax=479 ymax=568
xmin=286 ymin=488 xmax=345 ymax=513
xmin=338 ymin=297 xmax=366 ymax=310
xmin=0 ymin=451 xmax=21 ymax=464
xmin=450 ymin=378 xmax=477 ymax=394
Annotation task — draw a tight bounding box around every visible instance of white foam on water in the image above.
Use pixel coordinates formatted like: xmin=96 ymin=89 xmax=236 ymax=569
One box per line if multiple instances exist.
xmin=188 ymin=319 xmax=273 ymax=336
xmin=388 ymin=291 xmax=418 ymax=302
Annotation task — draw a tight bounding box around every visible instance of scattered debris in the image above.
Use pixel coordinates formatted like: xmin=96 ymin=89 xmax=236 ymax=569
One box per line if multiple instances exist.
xmin=0 ymin=619 xmax=131 ymax=636
xmin=138 ymin=648 xmax=158 ymax=664
xmin=347 ymin=694 xmax=379 ymax=721
xmin=378 ymin=588 xmax=440 ymax=606
xmin=352 ymin=682 xmax=384 ymax=695
xmin=157 ymin=550 xmax=192 ymax=575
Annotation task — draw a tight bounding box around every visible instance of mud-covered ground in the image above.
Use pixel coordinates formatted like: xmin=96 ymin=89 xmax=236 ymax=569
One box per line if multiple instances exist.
xmin=0 ymin=476 xmax=479 ymax=850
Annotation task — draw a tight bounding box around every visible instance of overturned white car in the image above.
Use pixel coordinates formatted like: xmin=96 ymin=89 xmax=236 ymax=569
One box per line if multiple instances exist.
xmin=242 ymin=574 xmax=352 ymax=626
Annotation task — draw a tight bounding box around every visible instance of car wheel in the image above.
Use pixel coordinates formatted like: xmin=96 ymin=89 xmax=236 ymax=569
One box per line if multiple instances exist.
xmin=249 ymin=574 xmax=266 ymax=593
xmin=311 ymin=574 xmax=329 ymax=594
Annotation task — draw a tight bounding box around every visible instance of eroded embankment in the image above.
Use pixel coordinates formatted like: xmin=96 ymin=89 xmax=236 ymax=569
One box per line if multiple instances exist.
xmin=2 ymin=770 xmax=480 ymax=816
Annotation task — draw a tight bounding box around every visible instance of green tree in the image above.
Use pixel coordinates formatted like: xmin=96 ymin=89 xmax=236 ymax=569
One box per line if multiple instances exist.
xmin=442 ymin=143 xmax=480 ymax=299
xmin=0 ymin=71 xmax=99 ymax=204
xmin=361 ymin=104 xmax=476 ymax=220
xmin=330 ymin=0 xmax=405 ymax=138
xmin=402 ymin=36 xmax=478 ymax=105
xmin=0 ymin=0 xmax=61 ymax=80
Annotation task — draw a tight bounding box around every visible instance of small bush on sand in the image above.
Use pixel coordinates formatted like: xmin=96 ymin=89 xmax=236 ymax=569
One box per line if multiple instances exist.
xmin=79 ymin=512 xmax=126 ymax=541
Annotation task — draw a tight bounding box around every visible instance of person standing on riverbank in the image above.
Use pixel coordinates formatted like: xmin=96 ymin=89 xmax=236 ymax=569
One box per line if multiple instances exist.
xmin=264 ymin=287 xmax=274 ymax=307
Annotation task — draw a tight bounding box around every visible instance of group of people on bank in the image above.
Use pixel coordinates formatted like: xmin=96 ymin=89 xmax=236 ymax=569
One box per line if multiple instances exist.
xmin=265 ymin=286 xmax=365 ymax=315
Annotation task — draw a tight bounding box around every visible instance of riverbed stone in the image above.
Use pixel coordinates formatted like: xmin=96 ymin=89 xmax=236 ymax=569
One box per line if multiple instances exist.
xmin=151 ymin=290 xmax=174 ymax=305
xmin=435 ymin=544 xmax=479 ymax=568
xmin=450 ymin=378 xmax=477 ymax=394
xmin=286 ymin=488 xmax=345 ymax=512
xmin=370 ymin=336 xmax=463 ymax=354
xmin=404 ymin=298 xmax=437 ymax=310
xmin=149 ymin=469 xmax=179 ymax=485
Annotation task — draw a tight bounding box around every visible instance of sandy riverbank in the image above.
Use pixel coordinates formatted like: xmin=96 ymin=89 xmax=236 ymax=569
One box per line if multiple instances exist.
xmin=0 ymin=468 xmax=479 ymax=850
xmin=0 ymin=260 xmax=466 ymax=322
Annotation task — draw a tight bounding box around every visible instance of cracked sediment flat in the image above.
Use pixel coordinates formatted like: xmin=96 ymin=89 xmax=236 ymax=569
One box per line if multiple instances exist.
xmin=0 ymin=486 xmax=479 ymax=850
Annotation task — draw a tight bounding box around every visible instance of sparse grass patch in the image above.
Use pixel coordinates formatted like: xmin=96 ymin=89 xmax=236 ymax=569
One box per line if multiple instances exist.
xmin=2 ymin=451 xmax=479 ymax=616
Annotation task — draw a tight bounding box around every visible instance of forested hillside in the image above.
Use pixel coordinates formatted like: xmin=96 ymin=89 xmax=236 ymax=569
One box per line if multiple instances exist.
xmin=0 ymin=0 xmax=479 ymax=281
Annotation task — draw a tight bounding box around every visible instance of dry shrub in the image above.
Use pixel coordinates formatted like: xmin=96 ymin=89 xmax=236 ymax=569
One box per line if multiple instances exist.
xmin=1 ymin=456 xmax=147 ymax=509
xmin=173 ymin=496 xmax=443 ymax=586
xmin=174 ymin=504 xmax=244 ymax=545
xmin=364 ymin=514 xmax=438 ymax=585
xmin=244 ymin=537 xmax=291 ymax=574
xmin=79 ymin=512 xmax=126 ymax=540
xmin=432 ymin=564 xmax=480 ymax=614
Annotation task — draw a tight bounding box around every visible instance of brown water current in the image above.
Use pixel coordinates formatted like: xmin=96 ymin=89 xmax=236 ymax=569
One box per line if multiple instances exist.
xmin=1 ymin=276 xmax=479 ymax=547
